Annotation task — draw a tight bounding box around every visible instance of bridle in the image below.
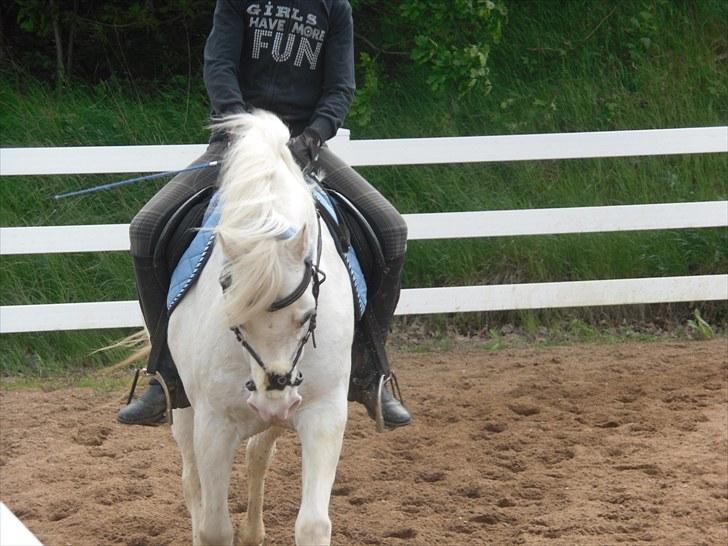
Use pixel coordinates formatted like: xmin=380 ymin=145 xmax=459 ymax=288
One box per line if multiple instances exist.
xmin=227 ymin=213 xmax=325 ymax=392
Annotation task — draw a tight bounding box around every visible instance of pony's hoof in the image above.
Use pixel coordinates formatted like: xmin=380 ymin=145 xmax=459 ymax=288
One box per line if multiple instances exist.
xmin=235 ymin=527 xmax=265 ymax=546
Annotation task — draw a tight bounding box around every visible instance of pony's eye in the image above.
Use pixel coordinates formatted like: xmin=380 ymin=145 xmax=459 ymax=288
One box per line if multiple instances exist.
xmin=219 ymin=271 xmax=232 ymax=291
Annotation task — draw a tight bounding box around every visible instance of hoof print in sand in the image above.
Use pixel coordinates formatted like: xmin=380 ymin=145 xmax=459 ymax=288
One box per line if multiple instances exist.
xmin=73 ymin=425 xmax=112 ymax=447
xmin=383 ymin=528 xmax=417 ymax=539
xmin=507 ymin=402 xmax=540 ymax=416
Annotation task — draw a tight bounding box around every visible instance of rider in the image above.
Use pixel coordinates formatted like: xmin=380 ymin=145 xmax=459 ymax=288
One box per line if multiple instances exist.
xmin=117 ymin=0 xmax=411 ymax=429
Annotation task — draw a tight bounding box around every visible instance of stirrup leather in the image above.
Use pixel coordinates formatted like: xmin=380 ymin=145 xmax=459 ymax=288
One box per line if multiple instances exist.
xmin=126 ymin=367 xmax=174 ymax=425
xmin=374 ymin=372 xmax=405 ymax=433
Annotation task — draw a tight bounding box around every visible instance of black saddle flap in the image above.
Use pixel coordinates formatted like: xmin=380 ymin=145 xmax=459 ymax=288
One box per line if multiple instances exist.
xmin=325 ymin=188 xmax=386 ymax=297
xmin=153 ymin=186 xmax=216 ymax=282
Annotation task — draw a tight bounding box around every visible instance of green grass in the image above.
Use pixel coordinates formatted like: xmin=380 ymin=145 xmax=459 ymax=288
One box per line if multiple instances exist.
xmin=0 ymin=367 xmax=131 ymax=392
xmin=1 ymin=0 xmax=727 ymax=375
xmin=0 ymin=329 xmax=136 ymax=377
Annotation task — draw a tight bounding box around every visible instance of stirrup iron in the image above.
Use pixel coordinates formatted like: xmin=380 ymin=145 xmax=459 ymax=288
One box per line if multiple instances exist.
xmin=126 ymin=367 xmax=174 ymax=425
xmin=374 ymin=372 xmax=405 ymax=433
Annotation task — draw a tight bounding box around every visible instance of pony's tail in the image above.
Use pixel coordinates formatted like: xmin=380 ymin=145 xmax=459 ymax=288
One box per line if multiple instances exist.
xmin=93 ymin=329 xmax=151 ymax=375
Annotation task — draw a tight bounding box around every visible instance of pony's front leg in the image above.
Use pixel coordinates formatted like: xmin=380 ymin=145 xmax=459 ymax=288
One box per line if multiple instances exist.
xmin=236 ymin=426 xmax=284 ymax=546
xmin=194 ymin=407 xmax=241 ymax=546
xmin=294 ymin=400 xmax=347 ymax=546
xmin=171 ymin=407 xmax=202 ymax=544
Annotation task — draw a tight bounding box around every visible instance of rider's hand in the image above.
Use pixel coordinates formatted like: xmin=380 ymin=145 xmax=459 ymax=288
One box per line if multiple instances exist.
xmin=287 ymin=127 xmax=323 ymax=169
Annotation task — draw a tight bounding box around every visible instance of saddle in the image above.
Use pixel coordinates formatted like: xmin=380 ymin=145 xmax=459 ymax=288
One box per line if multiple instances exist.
xmin=158 ymin=176 xmax=383 ymax=321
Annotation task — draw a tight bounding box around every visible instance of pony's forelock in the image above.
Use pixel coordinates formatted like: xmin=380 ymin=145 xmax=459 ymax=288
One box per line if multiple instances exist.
xmin=213 ymin=110 xmax=316 ymax=324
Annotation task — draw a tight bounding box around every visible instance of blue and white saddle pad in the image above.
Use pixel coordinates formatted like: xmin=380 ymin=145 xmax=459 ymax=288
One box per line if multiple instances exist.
xmin=166 ymin=191 xmax=221 ymax=311
xmin=166 ymin=187 xmax=367 ymax=316
xmin=312 ymin=185 xmax=368 ymax=317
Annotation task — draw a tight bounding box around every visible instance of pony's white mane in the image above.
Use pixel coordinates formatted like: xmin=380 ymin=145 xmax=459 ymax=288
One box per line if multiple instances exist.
xmin=213 ymin=110 xmax=316 ymax=323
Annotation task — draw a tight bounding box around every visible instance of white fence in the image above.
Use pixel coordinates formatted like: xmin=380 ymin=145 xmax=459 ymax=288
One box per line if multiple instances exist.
xmin=1 ymin=127 xmax=727 ymax=333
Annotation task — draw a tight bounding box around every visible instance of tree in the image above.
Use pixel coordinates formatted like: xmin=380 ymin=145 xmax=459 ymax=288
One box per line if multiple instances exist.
xmin=15 ymin=0 xmax=79 ymax=87
xmin=348 ymin=0 xmax=507 ymax=126
xmin=351 ymin=0 xmax=507 ymax=94
xmin=9 ymin=0 xmax=211 ymax=86
xmin=7 ymin=0 xmax=508 ymax=102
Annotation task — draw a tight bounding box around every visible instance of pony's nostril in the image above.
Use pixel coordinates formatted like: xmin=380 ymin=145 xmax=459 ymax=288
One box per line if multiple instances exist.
xmin=283 ymin=397 xmax=302 ymax=420
xmin=247 ymin=391 xmax=301 ymax=421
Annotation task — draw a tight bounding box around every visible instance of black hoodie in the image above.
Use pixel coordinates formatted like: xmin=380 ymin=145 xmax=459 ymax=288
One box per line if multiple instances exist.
xmin=204 ymin=0 xmax=356 ymax=141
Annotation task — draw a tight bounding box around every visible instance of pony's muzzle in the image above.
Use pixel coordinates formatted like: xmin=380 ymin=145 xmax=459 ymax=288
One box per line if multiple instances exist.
xmin=247 ymin=389 xmax=302 ymax=422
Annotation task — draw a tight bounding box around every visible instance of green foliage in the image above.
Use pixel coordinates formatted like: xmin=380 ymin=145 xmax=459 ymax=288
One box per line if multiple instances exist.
xmin=623 ymin=2 xmax=663 ymax=66
xmin=348 ymin=0 xmax=507 ymax=126
xmin=687 ymin=309 xmax=715 ymax=340
xmin=7 ymin=0 xmax=507 ymax=96
xmin=400 ymin=0 xmax=506 ymax=94
xmin=347 ymin=52 xmax=380 ymax=128
xmin=5 ymin=0 xmax=211 ymax=84
xmin=484 ymin=329 xmax=506 ymax=350
xmin=567 ymin=319 xmax=599 ymax=341
xmin=15 ymin=0 xmax=54 ymax=34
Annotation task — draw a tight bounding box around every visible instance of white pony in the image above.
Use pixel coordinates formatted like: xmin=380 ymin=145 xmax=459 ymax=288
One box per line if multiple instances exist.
xmin=168 ymin=111 xmax=354 ymax=546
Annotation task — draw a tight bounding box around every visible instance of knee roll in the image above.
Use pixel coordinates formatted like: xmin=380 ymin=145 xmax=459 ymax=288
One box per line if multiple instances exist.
xmin=129 ymin=210 xmax=158 ymax=259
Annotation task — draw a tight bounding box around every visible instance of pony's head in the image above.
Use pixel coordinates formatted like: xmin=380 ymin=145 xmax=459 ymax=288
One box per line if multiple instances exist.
xmin=213 ymin=110 xmax=319 ymax=423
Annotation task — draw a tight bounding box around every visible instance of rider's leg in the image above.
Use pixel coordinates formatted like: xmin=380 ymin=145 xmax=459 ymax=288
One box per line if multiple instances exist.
xmin=116 ymin=256 xmax=174 ymax=424
xmin=316 ymin=147 xmax=411 ymax=429
xmin=117 ymin=142 xmax=224 ymax=425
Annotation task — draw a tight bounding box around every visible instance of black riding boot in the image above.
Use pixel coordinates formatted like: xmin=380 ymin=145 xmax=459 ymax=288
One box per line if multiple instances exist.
xmin=116 ymin=350 xmax=188 ymax=425
xmin=350 ymin=328 xmax=412 ymax=429
xmin=350 ymin=257 xmax=411 ymax=429
xmin=117 ymin=257 xmax=189 ymax=426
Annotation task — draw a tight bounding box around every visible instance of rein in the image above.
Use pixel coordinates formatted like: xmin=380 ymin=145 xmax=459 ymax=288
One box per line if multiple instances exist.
xmin=229 ymin=213 xmax=326 ymax=392
xmin=53 ymin=161 xmax=221 ymax=200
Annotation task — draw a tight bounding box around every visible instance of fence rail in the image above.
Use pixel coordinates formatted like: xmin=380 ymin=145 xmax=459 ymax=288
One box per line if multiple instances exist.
xmin=2 ymin=275 xmax=726 ymax=334
xmin=2 ymin=126 xmax=726 ymax=333
xmin=2 ymin=127 xmax=726 ymax=175
xmin=2 ymin=201 xmax=727 ymax=255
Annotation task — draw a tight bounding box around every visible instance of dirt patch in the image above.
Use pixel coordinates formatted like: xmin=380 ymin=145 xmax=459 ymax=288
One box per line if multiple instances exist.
xmin=1 ymin=339 xmax=726 ymax=545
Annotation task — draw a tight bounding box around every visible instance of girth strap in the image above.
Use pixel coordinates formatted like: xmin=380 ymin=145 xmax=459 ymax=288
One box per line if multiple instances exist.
xmin=315 ymin=194 xmax=350 ymax=257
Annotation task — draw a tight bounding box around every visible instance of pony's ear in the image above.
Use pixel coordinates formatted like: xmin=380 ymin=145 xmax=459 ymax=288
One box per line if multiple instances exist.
xmin=216 ymin=229 xmax=242 ymax=260
xmin=216 ymin=230 xmax=230 ymax=254
xmin=285 ymin=223 xmax=308 ymax=261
